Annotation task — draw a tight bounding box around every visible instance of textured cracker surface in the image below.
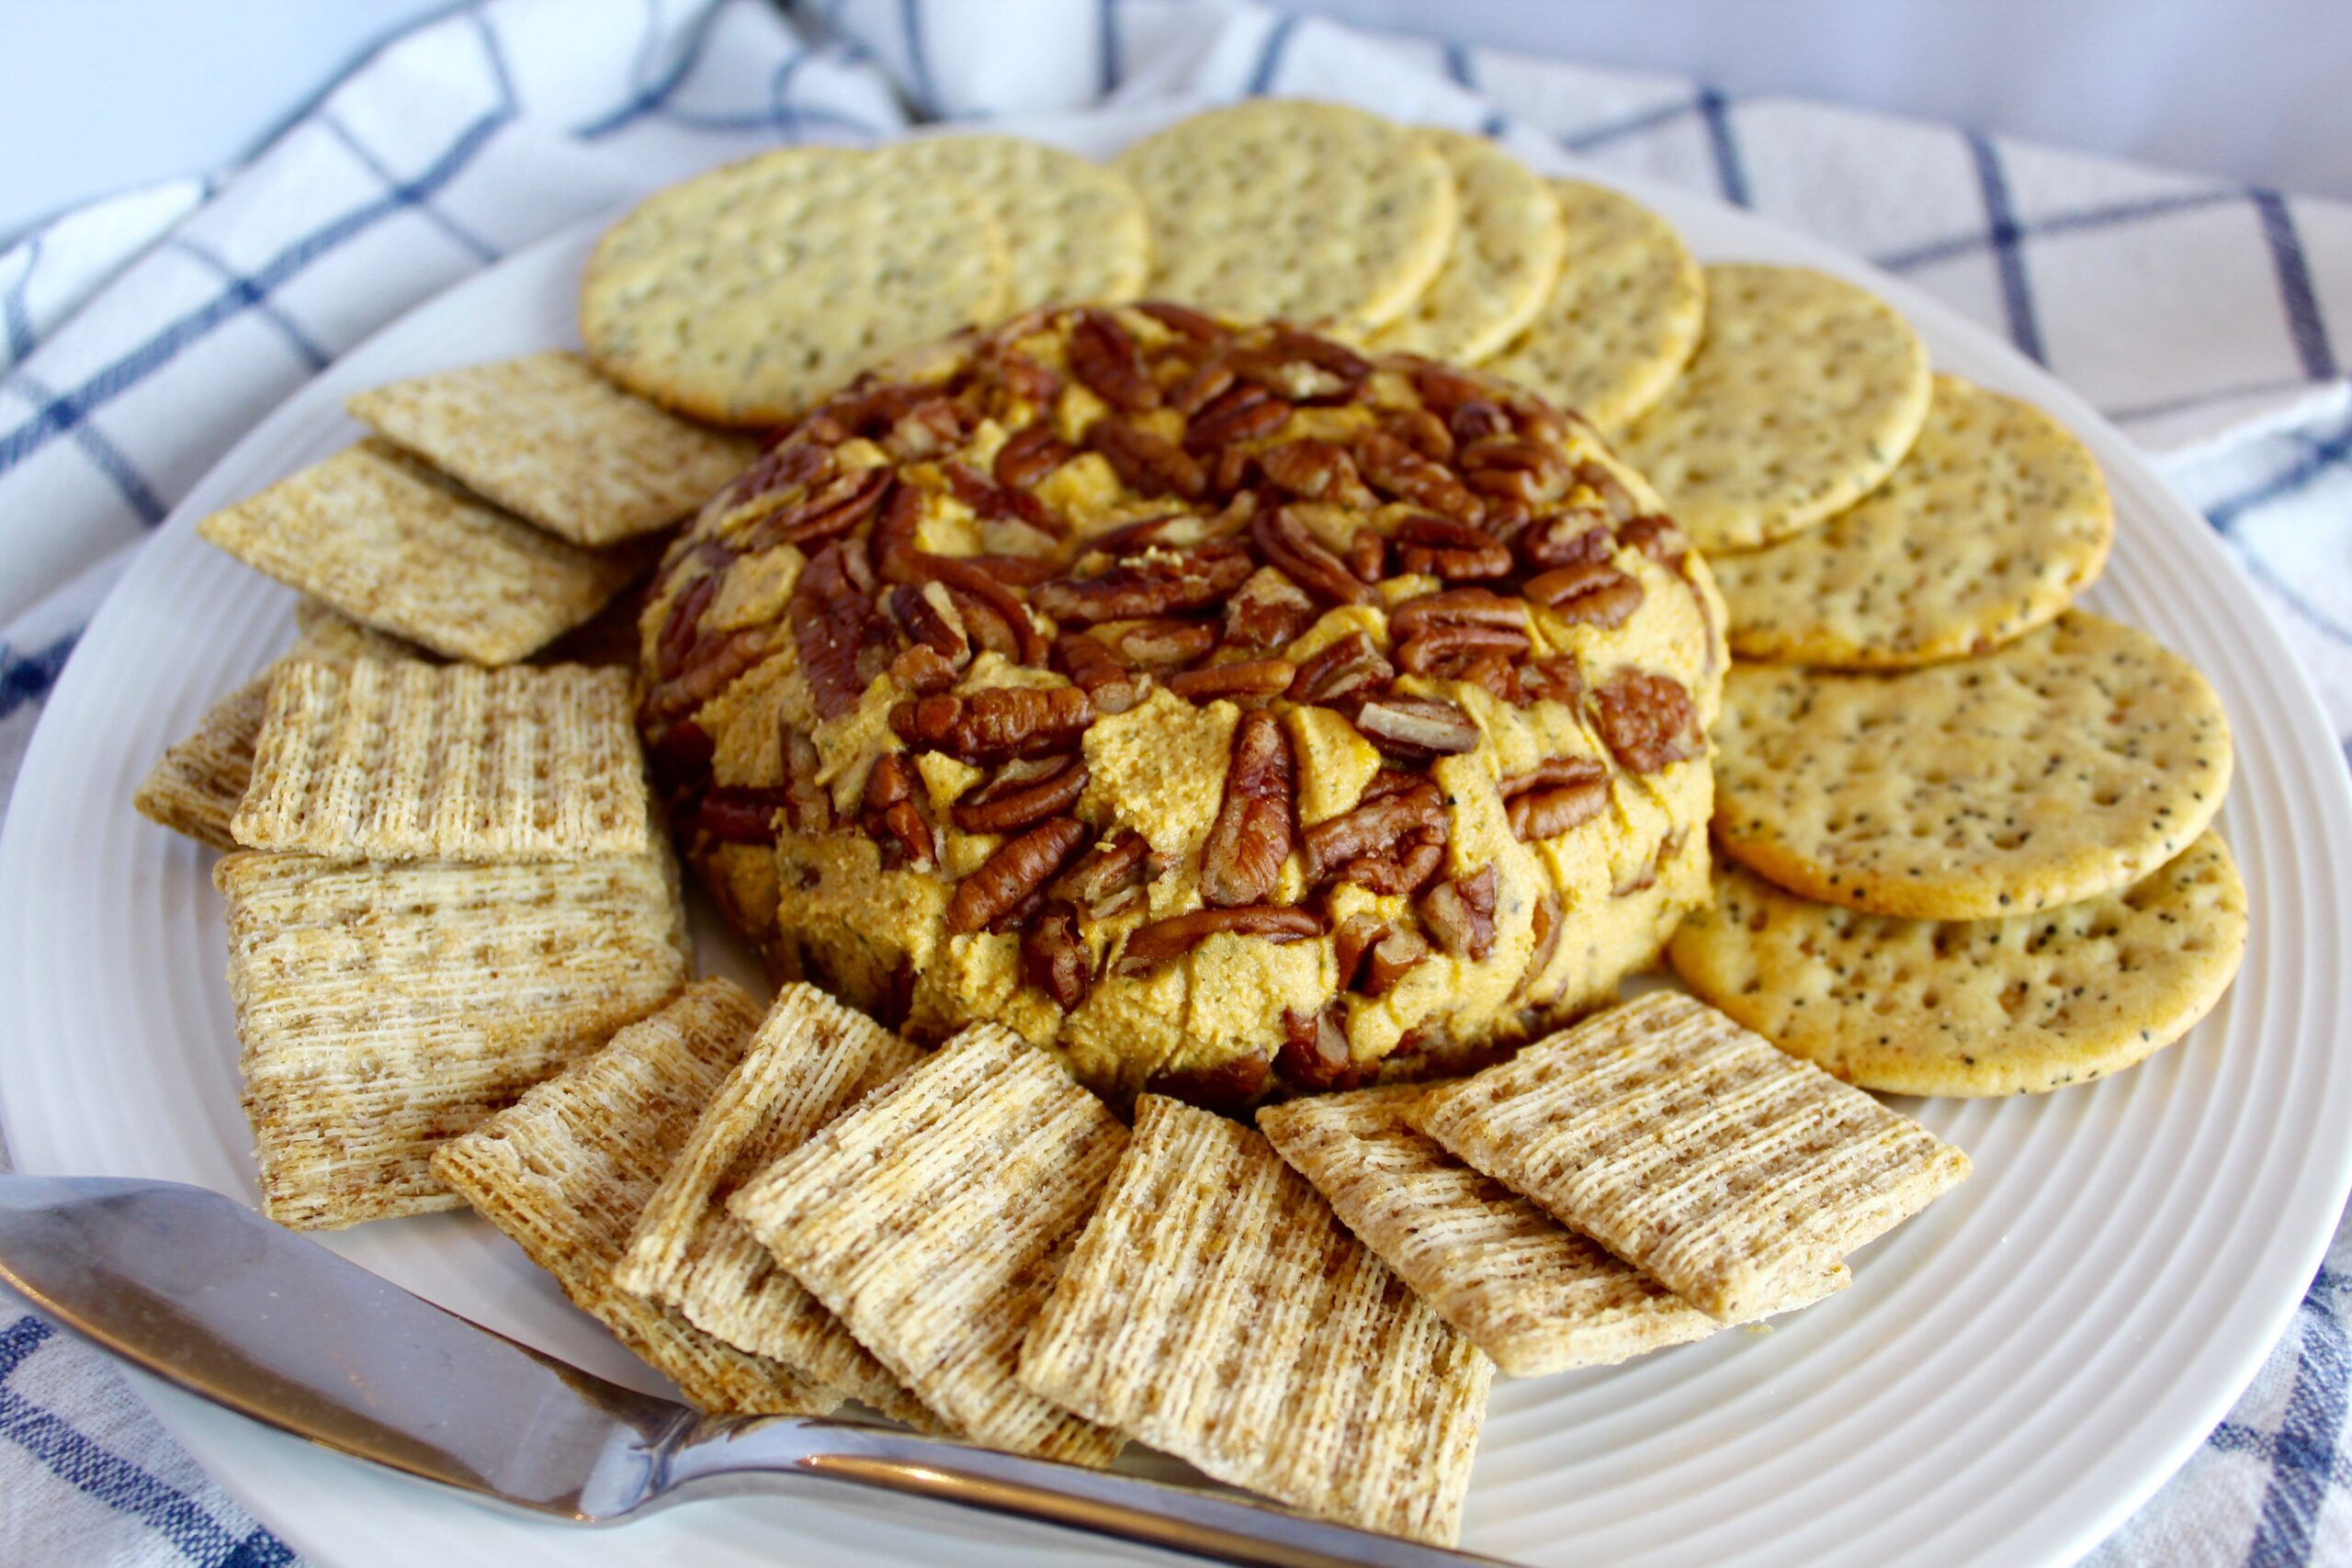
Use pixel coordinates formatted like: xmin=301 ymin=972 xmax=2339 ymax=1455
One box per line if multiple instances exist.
xmin=1259 ymin=1085 xmax=1715 ymax=1377
xmin=134 ymin=675 xmax=271 ymax=852
xmin=220 ymin=849 xmax=691 ymax=1229
xmin=232 ymin=659 xmax=652 ymax=862
xmin=1483 ymin=179 xmax=1703 ymax=433
xmin=1113 ymin=99 xmax=1455 ymax=332
xmin=581 ymin=145 xmax=1010 ymax=425
xmin=882 ymin=135 xmax=1151 ymax=309
xmin=194 ymin=442 xmax=641 ymax=663
xmin=1713 ymin=377 xmax=2113 ymax=667
xmin=347 ymin=351 xmax=758 ymax=546
xmin=1615 ymin=263 xmax=1931 ymax=551
xmin=1670 ymin=835 xmax=2246 ymax=1097
xmin=1713 ymin=611 xmax=2234 ymax=919
xmin=430 ymin=980 xmax=839 ymax=1416
xmin=1020 ymin=1096 xmax=1492 ymax=1545
xmin=1415 ymin=993 xmax=1970 ymax=1324
xmin=729 ymin=1022 xmax=1125 ymax=1463
xmin=1365 ymin=129 xmax=1565 ymax=362
xmin=617 ymin=983 xmax=923 ymax=1412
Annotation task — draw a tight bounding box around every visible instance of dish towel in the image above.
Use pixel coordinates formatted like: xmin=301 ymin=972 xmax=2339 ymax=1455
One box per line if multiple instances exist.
xmin=0 ymin=2 xmax=2346 ymax=1562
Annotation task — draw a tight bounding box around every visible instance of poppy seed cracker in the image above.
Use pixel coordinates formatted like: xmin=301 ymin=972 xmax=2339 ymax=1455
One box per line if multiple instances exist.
xmin=880 ymin=134 xmax=1152 ymax=310
xmin=1365 ymin=128 xmax=1566 ymax=363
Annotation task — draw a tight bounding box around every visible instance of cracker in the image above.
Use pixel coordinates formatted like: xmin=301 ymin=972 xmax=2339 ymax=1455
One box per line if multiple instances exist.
xmin=581 ymin=145 xmax=1010 ymax=426
xmin=1712 ymin=377 xmax=2113 ymax=667
xmin=195 ymin=442 xmax=642 ymax=663
xmin=1112 ymin=99 xmax=1456 ymax=333
xmin=290 ymin=598 xmax=430 ymax=663
xmin=1614 ymin=263 xmax=1931 ymax=551
xmin=729 ymin=1022 xmax=1125 ymax=1463
xmin=1416 ymin=993 xmax=1971 ymax=1323
xmin=430 ymin=980 xmax=838 ymax=1416
xmin=1671 ymin=834 xmax=2246 ymax=1097
xmin=220 ymin=848 xmax=692 ymax=1229
xmin=232 ymin=659 xmax=652 ymax=862
xmin=617 ymin=983 xmax=922 ymax=1412
xmin=1019 ymin=1096 xmax=1491 ymax=1545
xmin=1481 ymin=179 xmax=1703 ymax=432
xmin=346 ymin=352 xmax=758 ymax=547
xmin=1258 ymin=1085 xmax=1715 ymax=1377
xmin=882 ymin=135 xmax=1151 ymax=309
xmin=1365 ymin=129 xmax=1565 ymax=363
xmin=134 ymin=674 xmax=272 ymax=852
xmin=1713 ymin=610 xmax=2234 ymax=919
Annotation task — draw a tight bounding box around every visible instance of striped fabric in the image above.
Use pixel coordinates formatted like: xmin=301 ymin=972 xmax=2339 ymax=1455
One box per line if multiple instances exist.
xmin=0 ymin=1 xmax=2345 ymax=1562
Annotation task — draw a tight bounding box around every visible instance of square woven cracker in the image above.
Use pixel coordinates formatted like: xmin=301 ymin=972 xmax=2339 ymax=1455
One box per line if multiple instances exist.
xmin=617 ymin=983 xmax=924 ymax=1415
xmin=729 ymin=1022 xmax=1125 ymax=1464
xmin=1413 ymin=992 xmax=1972 ymax=1324
xmin=1019 ymin=1096 xmax=1494 ymax=1546
xmin=232 ymin=659 xmax=653 ymax=862
xmin=1258 ymin=1085 xmax=1716 ymax=1378
xmin=220 ymin=848 xmax=691 ymax=1229
xmin=194 ymin=441 xmax=643 ymax=663
xmin=431 ymin=980 xmax=838 ymax=1416
xmin=347 ymin=352 xmax=757 ymax=547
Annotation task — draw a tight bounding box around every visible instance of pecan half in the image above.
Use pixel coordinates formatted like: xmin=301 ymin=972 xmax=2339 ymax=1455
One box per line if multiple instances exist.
xmin=715 ymin=438 xmax=833 ymax=515
xmin=1165 ymin=659 xmax=1296 ymax=705
xmin=648 ymin=623 xmax=775 ymax=723
xmin=1097 ymin=617 xmax=1219 ymax=670
xmin=1301 ymin=775 xmax=1447 ymax=885
xmin=860 ymin=752 xmax=938 ymax=871
xmin=1419 ymin=864 xmax=1497 ymax=961
xmin=1381 ymin=404 xmax=1456 ymax=463
xmin=1388 ymin=587 xmax=1528 ymax=644
xmin=1501 ymin=757 xmax=1610 ymax=840
xmin=1592 ymin=671 xmax=1702 ymax=773
xmin=1355 ymin=695 xmax=1481 ymax=760
xmin=1276 ymin=1007 xmax=1363 ymax=1093
xmin=1168 ymin=359 xmax=1237 ymax=418
xmin=1334 ymin=914 xmax=1430 ymax=998
xmin=1201 ymin=712 xmax=1295 ymax=908
xmin=1515 ymin=657 xmax=1584 ymax=706
xmin=1068 ymin=308 xmax=1159 ymax=412
xmin=1460 ymin=436 xmax=1570 ymax=508
xmin=945 ymin=817 xmax=1088 ymax=934
xmin=697 ymin=786 xmax=793 ymax=843
xmin=654 ymin=570 xmax=721 ymax=682
xmin=1144 ymin=1051 xmax=1273 ymax=1111
xmin=944 ymin=461 xmax=1056 ymax=535
xmin=1085 ymin=417 xmax=1205 ymax=500
xmin=887 ymin=581 xmax=969 ymax=664
xmin=1134 ymin=299 xmax=1229 ymax=343
xmin=1113 ymin=905 xmax=1326 ymax=977
xmin=1184 ymin=382 xmax=1290 ymax=453
xmin=888 ymin=647 xmax=957 ymax=698
xmin=902 ymin=552 xmax=1048 ymax=664
xmin=884 ymin=396 xmax=977 ymax=460
xmin=1051 ymin=630 xmax=1144 ymax=715
xmin=1083 ymin=512 xmax=1231 ymax=558
xmin=1251 ymin=506 xmax=1370 ymax=606
xmin=1257 ymin=439 xmax=1374 ymax=508
xmin=790 ymin=540 xmax=897 ymax=719
xmin=1395 ymin=515 xmax=1511 ymax=581
xmin=952 ymin=754 xmax=1091 ymax=835
xmin=1286 ymin=631 xmax=1395 ymax=707
xmin=1348 ymin=527 xmax=1387 ymax=583
xmin=1617 ymin=513 xmax=1690 ymax=568
xmin=994 ymin=422 xmax=1073 ymax=490
xmin=889 ymin=685 xmax=1095 ymax=763
xmin=1034 ymin=544 xmax=1253 ymax=625
xmin=740 ymin=467 xmax=893 ymax=553
xmin=1448 ymin=400 xmax=1512 ymax=445
xmin=1517 ymin=515 xmax=1615 ymax=573
xmin=1222 ymin=567 xmax=1316 ymax=652
xmin=1395 ymin=622 xmax=1530 ymax=677
xmin=1354 ymin=428 xmax=1481 ymax=523
xmin=1527 ymin=560 xmax=1644 ymax=628
xmin=1230 ymin=328 xmax=1372 ymax=401
xmin=1021 ymin=901 xmax=1091 ymax=1010
xmin=1049 ymin=826 xmax=1157 ymax=919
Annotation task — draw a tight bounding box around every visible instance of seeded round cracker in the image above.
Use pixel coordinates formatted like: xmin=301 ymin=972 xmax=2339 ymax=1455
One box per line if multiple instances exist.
xmin=1112 ymin=99 xmax=1456 ymax=332
xmin=881 ymin=134 xmax=1150 ymax=309
xmin=1713 ymin=611 xmax=2234 ymax=919
xmin=581 ymin=145 xmax=1012 ymax=425
xmin=1670 ymin=836 xmax=2246 ymax=1098
xmin=1365 ymin=129 xmax=1565 ymax=362
xmin=1481 ymin=179 xmax=1703 ymax=432
xmin=1615 ymin=263 xmax=1932 ymax=552
xmin=1713 ymin=377 xmax=2113 ymax=668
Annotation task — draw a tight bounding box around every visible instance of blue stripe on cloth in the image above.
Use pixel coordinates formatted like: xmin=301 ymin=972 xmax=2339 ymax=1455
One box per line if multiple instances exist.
xmin=899 ymin=0 xmax=941 ymax=114
xmin=1437 ymin=41 xmax=1508 ymax=136
xmin=1246 ymin=12 xmax=1300 ymax=96
xmin=470 ymin=8 xmax=518 ymax=118
xmin=4 ymin=234 xmax=38 ymax=362
xmin=0 ymin=103 xmax=508 ymax=483
xmin=1557 ymin=96 xmax=1703 ymax=155
xmin=6 ymin=370 xmax=166 ymax=524
xmin=2253 ymin=191 xmax=2340 ymax=383
xmin=1967 ymin=132 xmax=2045 ymax=363
xmin=1696 ymin=87 xmax=1749 ymax=207
xmin=320 ymin=115 xmax=499 ymax=264
xmin=2206 ymin=412 xmax=2352 ymax=529
xmin=2245 ymin=1270 xmax=2348 ymax=1566
xmin=166 ymin=239 xmax=331 ymax=370
xmin=578 ymin=0 xmax=729 ymax=139
xmin=1874 ymin=187 xmax=2245 ymax=274
xmin=0 ymin=628 xmax=82 ymax=720
xmin=228 ymin=0 xmax=486 ymax=165
xmin=766 ymin=47 xmax=884 ymax=141
xmin=1097 ymin=0 xmax=1119 ymax=94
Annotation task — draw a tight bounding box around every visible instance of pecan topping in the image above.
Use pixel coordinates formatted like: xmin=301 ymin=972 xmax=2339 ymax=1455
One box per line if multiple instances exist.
xmin=1068 ymin=308 xmax=1159 ymax=412
xmin=697 ymin=786 xmax=792 ymax=843
xmin=884 ymin=396 xmax=977 ymax=459
xmin=1592 ymin=671 xmax=1702 ymax=773
xmin=1395 ymin=515 xmax=1511 ymax=581
xmin=1517 ymin=516 xmax=1615 ymax=573
xmin=1516 ymin=657 xmax=1584 ymax=706
xmin=1420 ymin=864 xmax=1497 ymax=961
xmin=1168 ymin=359 xmax=1237 ymax=418
xmin=781 ymin=727 xmax=834 ymax=832
xmin=1144 ymin=1051 xmax=1273 ymax=1111
xmin=1165 ymin=659 xmax=1296 ymax=705
xmin=1230 ymin=327 xmax=1372 ymax=401
xmin=1097 ymin=617 xmax=1218 ymax=670
xmin=1201 ymin=712 xmax=1295 ymax=908
xmin=1113 ymin=905 xmax=1326 ymax=977
xmin=1528 ymin=560 xmax=1644 ymax=628
xmin=1405 ymin=361 xmax=1493 ymax=415
xmin=1617 ymin=513 xmax=1690 ymax=569
xmin=1258 ymin=439 xmax=1374 ymax=507
xmin=1448 ymin=400 xmax=1512 ymax=445
xmin=655 ymin=570 xmax=721 ymax=682
xmin=945 ymin=817 xmax=1088 ymax=934
xmin=1334 ymin=915 xmax=1431 ymax=999
xmin=1277 ymin=1007 xmax=1363 ymax=1093
xmin=716 ymin=438 xmax=833 ymax=514
xmin=1302 ymin=774 xmax=1448 ymax=885
xmin=994 ymin=422 xmax=1072 ymax=490
xmin=860 ymin=753 xmax=938 ymax=871
xmin=1380 ymin=405 xmax=1455 ymax=463
xmin=1395 ymin=621 xmax=1531 ymax=676
xmin=1251 ymin=506 xmax=1370 ymax=605
xmin=1183 ymin=382 xmax=1290 ymax=451
xmin=1355 ymin=428 xmax=1482 ymax=523
xmin=1049 ymin=826 xmax=1157 ymax=919
xmin=1133 ymin=300 xmax=1230 ymax=343
xmin=944 ymin=461 xmax=1056 ymax=535
xmin=1501 ymin=757 xmax=1610 ymax=840
xmin=646 ymin=718 xmax=715 ymax=802
xmin=741 ymin=467 xmax=894 ymax=553
xmin=1388 ymin=587 xmax=1529 ymax=644
xmin=889 ymin=685 xmax=1096 ymax=763
xmin=1034 ymin=545 xmax=1253 ymax=625
xmin=952 ymin=755 xmax=1091 ymax=835
xmin=1348 ymin=526 xmax=1387 ymax=583
xmin=905 ymin=552 xmax=1048 ymax=664
xmin=1021 ymin=901 xmax=1091 ymax=1010
xmin=1286 ymin=631 xmax=1394 ymax=707
xmin=648 ymin=624 xmax=776 ymax=723
xmin=1460 ymin=436 xmax=1571 ymax=508
xmin=887 ymin=581 xmax=969 ymax=665
xmin=1085 ymin=417 xmax=1205 ymax=500
xmin=1050 ymin=631 xmax=1143 ymax=716
xmin=1221 ymin=567 xmax=1316 ymax=652
xmin=1084 ymin=512 xmax=1231 ymax=558
xmin=790 ymin=540 xmax=896 ymax=720
xmin=1355 ymin=695 xmax=1481 ymax=760
xmin=1513 ymin=888 xmax=1564 ymax=1006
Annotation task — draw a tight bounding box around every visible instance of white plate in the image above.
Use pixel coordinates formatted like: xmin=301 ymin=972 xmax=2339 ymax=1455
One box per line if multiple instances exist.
xmin=5 ymin=105 xmax=2350 ymax=1568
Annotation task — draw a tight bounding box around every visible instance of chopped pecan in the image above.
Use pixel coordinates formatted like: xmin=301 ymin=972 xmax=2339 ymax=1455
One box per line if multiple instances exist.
xmin=1034 ymin=544 xmax=1253 ymax=625
xmin=1501 ymin=757 xmax=1610 ymax=840
xmin=1448 ymin=400 xmax=1512 ymax=445
xmin=697 ymin=786 xmax=793 ymax=843
xmin=944 ymin=461 xmax=1056 ymax=535
xmin=1379 ymin=405 xmax=1455 ymax=463
xmin=1113 ymin=905 xmax=1326 ymax=977
xmin=1460 ymin=437 xmax=1571 ymax=508
xmin=859 ymin=752 xmax=937 ymax=871
xmin=1528 ymin=561 xmax=1644 ymax=628
xmin=1165 ymin=659 xmax=1296 ymax=705
xmin=790 ymin=540 xmax=896 ymax=720
xmin=1098 ymin=617 xmax=1219 ymax=670
xmin=901 ymin=553 xmax=1046 ymax=664
xmin=1068 ymin=308 xmax=1159 ymax=412
xmin=1348 ymin=526 xmax=1387 ymax=583
xmin=1221 ymin=567 xmax=1316 ymax=652
xmin=1405 ymin=360 xmax=1492 ymax=415
xmin=1276 ymin=1007 xmax=1363 ymax=1092
xmin=1334 ymin=915 xmax=1431 ymax=999
xmin=1050 ymin=631 xmax=1143 ymax=715
xmin=1516 ymin=657 xmax=1584 ymax=706
xmin=1301 ymin=775 xmax=1447 ymax=884
xmin=1049 ymin=826 xmax=1157 ymax=919
xmin=1286 ymin=631 xmax=1395 ymax=707
xmin=737 ymin=467 xmax=894 ymax=554
xmin=1230 ymin=327 xmax=1372 ymax=401
xmin=1083 ymin=512 xmax=1230 ymax=558
xmin=1133 ymin=300 xmax=1230 ymax=343
xmin=1394 ymin=515 xmax=1512 ymax=581
xmin=952 ymin=755 xmax=1091 ymax=835
xmin=887 ymin=581 xmax=969 ymax=663
xmin=1257 ymin=439 xmax=1374 ymax=507
xmin=947 ymin=585 xmax=1022 ymax=660
xmin=974 ymin=345 xmax=1061 ymax=408
xmin=1617 ymin=513 xmax=1690 ymax=569
xmin=654 ymin=570 xmax=721 ymax=682
xmin=889 ymin=685 xmax=1096 ymax=763
xmin=1388 ymin=587 xmax=1528 ymax=644
xmin=780 ymin=726 xmax=834 ymax=831
xmin=1340 ymin=829 xmax=1448 ymax=897
xmin=1183 ymin=382 xmax=1290 ymax=451
xmin=1592 ymin=671 xmax=1702 ymax=773
xmin=1144 ymin=1051 xmax=1273 ymax=1111
xmin=716 ymin=438 xmax=833 ymax=514
xmin=1517 ymin=515 xmax=1615 ymax=573
xmin=1021 ymin=901 xmax=1092 ymax=1010
xmin=1419 ymin=864 xmax=1497 ymax=961
xmin=945 ymin=817 xmax=1089 ymax=934
xmin=1395 ymin=622 xmax=1530 ymax=676
xmin=1355 ymin=694 xmax=1481 ymax=760
xmin=866 ymin=473 xmax=925 ymax=580
xmin=1084 ymin=417 xmax=1205 ymax=500
xmin=1571 ymin=458 xmax=1645 ymax=523
xmin=1168 ymin=359 xmax=1237 ymax=418
xmin=1513 ymin=887 xmax=1563 ymax=1005
xmin=1201 ymin=712 xmax=1295 ymax=908
xmin=800 ymin=377 xmax=941 ymax=447
xmin=648 ymin=624 xmax=776 ymax=723
xmin=1354 ymin=428 xmax=1482 ymax=523
xmin=960 ymin=552 xmax=1062 ymax=587
xmin=1452 ymin=651 xmax=1521 ymax=705
xmin=994 ymin=422 xmax=1073 ymax=490
xmin=1250 ymin=506 xmax=1370 ymax=605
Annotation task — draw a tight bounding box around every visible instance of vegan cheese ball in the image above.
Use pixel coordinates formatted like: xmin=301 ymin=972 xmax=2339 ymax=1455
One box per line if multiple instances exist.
xmin=638 ymin=303 xmax=1727 ymax=1106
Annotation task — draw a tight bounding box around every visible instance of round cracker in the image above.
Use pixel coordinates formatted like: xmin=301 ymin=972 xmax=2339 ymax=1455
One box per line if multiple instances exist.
xmin=1113 ymin=100 xmax=1455 ymax=333
xmin=581 ymin=145 xmax=1011 ymax=425
xmin=1615 ymin=263 xmax=1931 ymax=552
xmin=1713 ymin=611 xmax=2233 ymax=919
xmin=1670 ymin=835 xmax=2246 ymax=1097
xmin=1365 ymin=129 xmax=1566 ymax=362
xmin=881 ymin=134 xmax=1150 ymax=309
xmin=1714 ymin=376 xmax=2113 ymax=668
xmin=1481 ymin=179 xmax=1703 ymax=433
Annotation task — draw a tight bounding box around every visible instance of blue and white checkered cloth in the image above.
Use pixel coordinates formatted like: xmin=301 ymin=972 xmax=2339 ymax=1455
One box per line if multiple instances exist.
xmin=0 ymin=2 xmax=2346 ymax=1562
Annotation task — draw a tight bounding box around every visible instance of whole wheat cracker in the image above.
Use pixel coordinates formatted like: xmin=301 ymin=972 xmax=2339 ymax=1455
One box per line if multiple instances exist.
xmin=1413 ymin=992 xmax=1972 ymax=1324
xmin=1364 ymin=128 xmax=1566 ymax=363
xmin=1019 ymin=1095 xmax=1493 ymax=1546
xmin=729 ymin=1022 xmax=1125 ymax=1464
xmin=1258 ymin=1085 xmax=1715 ymax=1377
xmin=430 ymin=979 xmax=838 ymax=1416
